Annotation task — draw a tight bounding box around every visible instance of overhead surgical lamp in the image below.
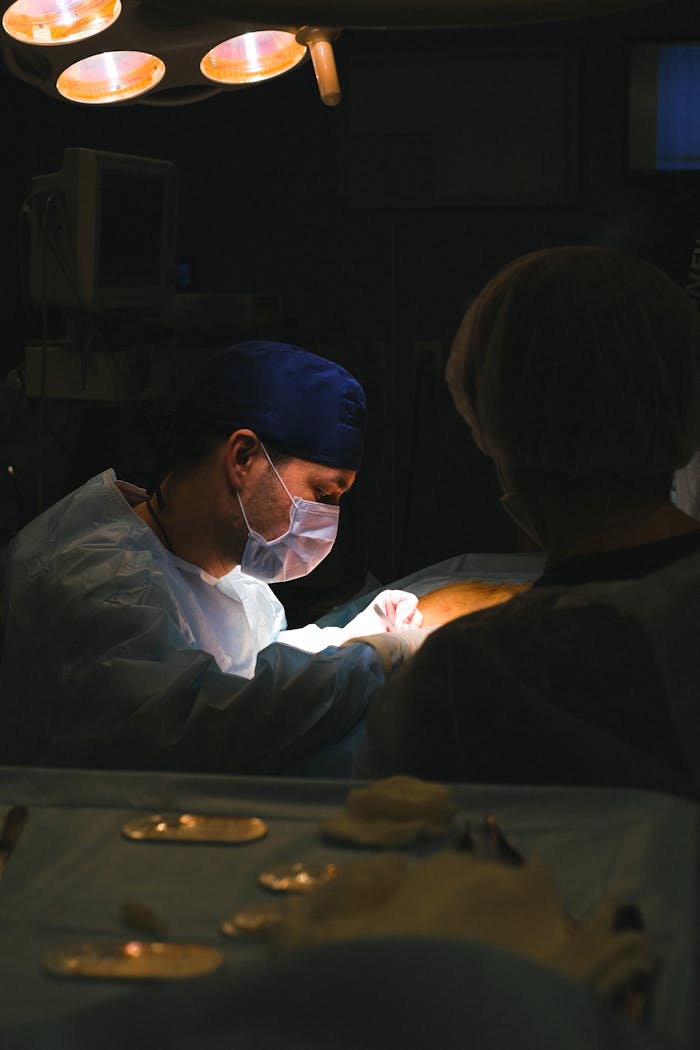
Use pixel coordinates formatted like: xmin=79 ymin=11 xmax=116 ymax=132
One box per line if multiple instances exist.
xmin=199 ymin=30 xmax=307 ymax=86
xmin=1 ymin=0 xmax=343 ymax=105
xmin=199 ymin=25 xmax=340 ymax=105
xmin=2 ymin=0 xmax=121 ymax=45
xmin=0 ymin=0 xmax=665 ymax=107
xmin=55 ymin=49 xmax=165 ymax=104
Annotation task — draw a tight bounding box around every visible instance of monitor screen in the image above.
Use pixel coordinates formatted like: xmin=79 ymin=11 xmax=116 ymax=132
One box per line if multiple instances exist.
xmin=98 ymin=169 xmax=167 ymax=291
xmin=29 ymin=147 xmax=178 ymax=312
xmin=628 ymin=43 xmax=700 ymax=172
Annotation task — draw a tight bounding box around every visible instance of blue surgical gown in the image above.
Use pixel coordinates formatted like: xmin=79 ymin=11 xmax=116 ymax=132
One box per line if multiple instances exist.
xmin=0 ymin=471 xmax=384 ymax=773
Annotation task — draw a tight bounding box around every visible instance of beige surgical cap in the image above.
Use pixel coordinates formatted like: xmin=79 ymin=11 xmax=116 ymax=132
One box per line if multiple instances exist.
xmin=446 ymin=246 xmax=700 ymax=479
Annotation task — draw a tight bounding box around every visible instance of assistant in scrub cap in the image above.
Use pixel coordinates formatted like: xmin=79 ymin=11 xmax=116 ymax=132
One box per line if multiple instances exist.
xmin=177 ymin=341 xmax=367 ymax=472
xmin=445 ymin=245 xmax=700 ymax=479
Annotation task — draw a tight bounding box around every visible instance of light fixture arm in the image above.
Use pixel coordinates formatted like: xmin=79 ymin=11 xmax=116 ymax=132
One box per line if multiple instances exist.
xmin=296 ymin=25 xmax=341 ymax=106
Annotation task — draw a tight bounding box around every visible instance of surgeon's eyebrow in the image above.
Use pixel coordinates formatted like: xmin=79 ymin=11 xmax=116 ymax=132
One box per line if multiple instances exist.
xmin=322 ymin=472 xmax=354 ymax=493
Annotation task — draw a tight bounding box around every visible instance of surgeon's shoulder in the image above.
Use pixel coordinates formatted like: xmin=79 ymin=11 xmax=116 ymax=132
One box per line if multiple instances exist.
xmin=10 ymin=472 xmax=151 ymax=569
xmin=8 ymin=509 xmax=161 ymax=606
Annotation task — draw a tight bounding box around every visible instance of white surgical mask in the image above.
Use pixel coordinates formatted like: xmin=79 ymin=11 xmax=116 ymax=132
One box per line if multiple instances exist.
xmin=237 ymin=445 xmax=340 ymax=583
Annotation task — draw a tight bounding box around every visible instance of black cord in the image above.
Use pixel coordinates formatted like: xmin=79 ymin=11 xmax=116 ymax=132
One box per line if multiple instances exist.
xmin=144 ymin=491 xmax=175 ymax=554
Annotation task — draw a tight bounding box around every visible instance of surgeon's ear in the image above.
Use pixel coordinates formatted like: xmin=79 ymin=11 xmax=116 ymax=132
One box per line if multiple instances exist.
xmin=226 ymin=430 xmax=261 ymax=487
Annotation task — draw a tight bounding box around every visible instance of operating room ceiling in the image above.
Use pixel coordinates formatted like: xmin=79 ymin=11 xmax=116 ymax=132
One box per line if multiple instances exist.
xmin=154 ymin=0 xmax=666 ymax=27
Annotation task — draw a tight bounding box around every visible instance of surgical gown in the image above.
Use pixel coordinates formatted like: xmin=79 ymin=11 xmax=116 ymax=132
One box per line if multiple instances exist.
xmin=0 ymin=471 xmax=385 ymax=773
xmin=355 ymin=545 xmax=700 ymax=799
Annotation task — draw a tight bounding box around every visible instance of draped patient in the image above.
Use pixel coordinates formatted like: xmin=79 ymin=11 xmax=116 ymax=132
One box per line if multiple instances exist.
xmin=417 ymin=581 xmax=531 ymax=627
xmin=355 ymin=246 xmax=700 ymax=798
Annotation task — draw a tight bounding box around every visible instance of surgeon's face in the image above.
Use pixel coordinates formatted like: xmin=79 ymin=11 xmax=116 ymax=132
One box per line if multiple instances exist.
xmin=242 ymin=454 xmax=356 ymax=543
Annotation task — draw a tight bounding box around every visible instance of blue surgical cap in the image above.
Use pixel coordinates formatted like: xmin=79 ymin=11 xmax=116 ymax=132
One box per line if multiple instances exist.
xmin=183 ymin=341 xmax=367 ymax=472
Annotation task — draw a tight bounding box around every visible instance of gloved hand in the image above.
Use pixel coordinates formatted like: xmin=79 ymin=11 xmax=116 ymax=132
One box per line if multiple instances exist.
xmin=343 ymin=590 xmax=423 ymax=637
xmin=549 ymin=896 xmax=653 ymax=999
xmin=270 ymin=851 xmax=654 ymax=1011
xmin=277 ymin=590 xmax=424 ymax=656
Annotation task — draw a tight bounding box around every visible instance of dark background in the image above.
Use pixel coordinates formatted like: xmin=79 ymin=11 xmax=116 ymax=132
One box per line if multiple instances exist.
xmin=1 ymin=0 xmax=699 ymax=623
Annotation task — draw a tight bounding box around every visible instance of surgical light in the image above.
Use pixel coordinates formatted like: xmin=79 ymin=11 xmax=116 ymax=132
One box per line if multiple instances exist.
xmin=1 ymin=0 xmax=661 ymax=109
xmin=2 ymin=0 xmax=121 ymax=45
xmin=56 ymin=49 xmax=165 ymax=103
xmin=200 ymin=29 xmax=306 ymax=85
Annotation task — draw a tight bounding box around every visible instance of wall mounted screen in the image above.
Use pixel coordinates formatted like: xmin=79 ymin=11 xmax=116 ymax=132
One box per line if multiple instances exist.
xmin=628 ymin=43 xmax=700 ymax=172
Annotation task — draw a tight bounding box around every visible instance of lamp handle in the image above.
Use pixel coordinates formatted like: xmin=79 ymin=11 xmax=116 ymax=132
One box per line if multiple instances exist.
xmin=296 ymin=26 xmax=341 ymax=106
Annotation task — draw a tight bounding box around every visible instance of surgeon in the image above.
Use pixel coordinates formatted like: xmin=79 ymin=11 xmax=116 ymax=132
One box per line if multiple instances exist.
xmin=0 ymin=341 xmax=426 ymax=773
xmin=356 ymin=246 xmax=700 ymax=798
